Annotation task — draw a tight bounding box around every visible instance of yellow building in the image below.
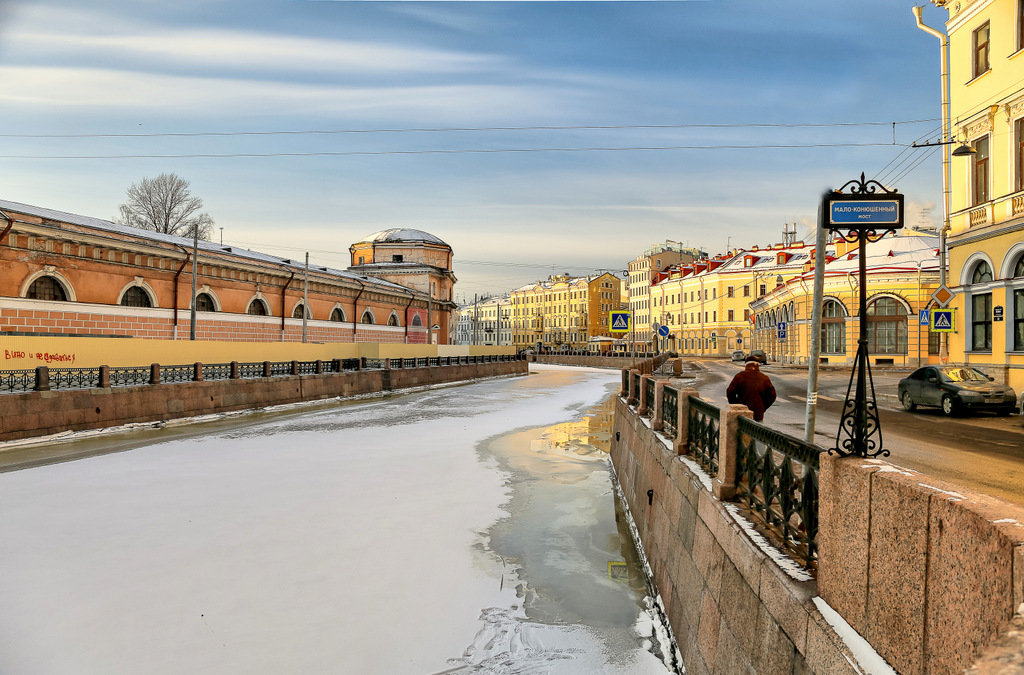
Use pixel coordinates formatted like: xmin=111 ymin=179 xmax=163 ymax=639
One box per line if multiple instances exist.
xmin=510 ymin=272 xmax=623 ymax=350
xmin=751 ymin=231 xmax=941 ymax=366
xmin=652 ymin=242 xmax=813 ymax=357
xmin=930 ymin=0 xmax=1024 ymax=389
xmin=627 ymin=242 xmax=700 ymax=346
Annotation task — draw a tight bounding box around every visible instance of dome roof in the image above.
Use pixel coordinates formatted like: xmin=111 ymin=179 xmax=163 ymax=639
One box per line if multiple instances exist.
xmin=360 ymin=228 xmax=449 ymax=247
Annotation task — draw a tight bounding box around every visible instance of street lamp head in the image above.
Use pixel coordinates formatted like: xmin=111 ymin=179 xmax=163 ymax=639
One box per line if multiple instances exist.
xmin=951 ymin=143 xmax=976 ymax=157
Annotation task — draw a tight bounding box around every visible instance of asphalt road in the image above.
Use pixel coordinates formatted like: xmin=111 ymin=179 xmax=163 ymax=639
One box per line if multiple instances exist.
xmin=691 ymin=359 xmax=1024 ymax=507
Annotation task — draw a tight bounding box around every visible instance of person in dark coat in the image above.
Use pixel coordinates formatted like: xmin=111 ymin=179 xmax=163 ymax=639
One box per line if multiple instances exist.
xmin=726 ymin=357 xmax=777 ymax=422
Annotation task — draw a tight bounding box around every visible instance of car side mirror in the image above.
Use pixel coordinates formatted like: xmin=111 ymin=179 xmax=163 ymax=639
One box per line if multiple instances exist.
xmin=988 ymin=376 xmax=994 ymax=381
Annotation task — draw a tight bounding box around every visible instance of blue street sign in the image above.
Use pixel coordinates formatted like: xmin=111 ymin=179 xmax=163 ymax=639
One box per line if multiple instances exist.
xmin=737 ymin=338 xmax=742 ymax=345
xmin=829 ymin=199 xmax=901 ymax=225
xmin=609 ymin=311 xmax=631 ymax=333
xmin=777 ymin=322 xmax=786 ymax=339
xmin=658 ymin=324 xmax=670 ymax=337
xmin=931 ymin=309 xmax=954 ymax=332
xmin=919 ymin=309 xmax=930 ymax=326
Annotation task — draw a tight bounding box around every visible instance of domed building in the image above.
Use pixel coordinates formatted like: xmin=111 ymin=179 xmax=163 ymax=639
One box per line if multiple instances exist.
xmin=349 ymin=228 xmax=457 ymax=344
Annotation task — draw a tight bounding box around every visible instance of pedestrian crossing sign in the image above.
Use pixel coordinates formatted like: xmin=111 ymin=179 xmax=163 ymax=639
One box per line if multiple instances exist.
xmin=609 ymin=311 xmax=631 ymax=333
xmin=930 ymin=309 xmax=955 ymax=332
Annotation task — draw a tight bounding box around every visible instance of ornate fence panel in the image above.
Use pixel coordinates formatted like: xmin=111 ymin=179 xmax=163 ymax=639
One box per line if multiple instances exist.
xmin=49 ymin=367 xmax=102 ymax=390
xmin=662 ymin=385 xmax=678 ymax=438
xmin=363 ymin=358 xmax=385 ymax=369
xmin=341 ymin=358 xmax=361 ymax=371
xmin=735 ymin=415 xmax=820 ymax=568
xmin=642 ymin=377 xmax=656 ymax=417
xmin=267 ymin=361 xmax=293 ymax=377
xmin=162 ymin=365 xmax=194 ymax=383
xmin=110 ymin=366 xmax=151 ymax=387
xmin=238 ymin=362 xmax=264 ymax=379
xmin=296 ymin=361 xmax=318 ymax=375
xmin=687 ymin=396 xmax=719 ymax=476
xmin=202 ymin=363 xmax=233 ymax=381
xmin=0 ymin=369 xmax=35 ymax=393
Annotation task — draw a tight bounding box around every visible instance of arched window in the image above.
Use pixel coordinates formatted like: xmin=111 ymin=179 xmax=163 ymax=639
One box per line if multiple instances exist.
xmin=971 ymin=261 xmax=993 ymax=284
xmin=292 ymin=303 xmax=310 ymax=319
xmin=866 ymin=297 xmax=907 ymax=354
xmin=121 ymin=286 xmax=153 ymax=308
xmin=1014 ymin=254 xmax=1024 ymax=278
xmin=195 ymin=293 xmax=216 ymax=312
xmin=361 ymin=311 xmax=375 ymax=324
xmin=822 ymin=299 xmax=846 ymax=354
xmin=411 ymin=314 xmax=423 ymax=327
xmin=27 ymin=276 xmax=68 ymax=301
xmin=387 ymin=313 xmax=399 ymax=327
xmin=247 ymin=299 xmax=268 ymax=315
xmin=330 ymin=308 xmax=346 ymax=322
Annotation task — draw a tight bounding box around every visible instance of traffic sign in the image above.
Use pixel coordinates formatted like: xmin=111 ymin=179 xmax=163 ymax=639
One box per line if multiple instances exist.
xmin=609 ymin=311 xmax=631 ymax=333
xmin=658 ymin=324 xmax=670 ymax=337
xmin=931 ymin=285 xmax=954 ymax=308
xmin=919 ymin=309 xmax=930 ymax=326
xmin=829 ymin=199 xmax=902 ymax=226
xmin=930 ymin=309 xmax=955 ymax=332
xmin=777 ymin=322 xmax=786 ymax=339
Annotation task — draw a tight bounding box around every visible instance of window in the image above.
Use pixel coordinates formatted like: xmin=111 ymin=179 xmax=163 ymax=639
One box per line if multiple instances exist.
xmin=292 ymin=303 xmax=310 ymax=319
xmin=866 ymin=297 xmax=907 ymax=354
xmin=971 ymin=260 xmax=993 ymax=284
xmin=330 ymin=307 xmax=345 ymax=322
xmin=361 ymin=311 xmax=374 ymax=324
xmin=248 ymin=299 xmax=269 ymax=315
xmin=412 ymin=314 xmax=422 ymax=327
xmin=928 ymin=329 xmax=941 ymax=355
xmin=973 ymin=136 xmax=990 ymax=205
xmin=121 ymin=286 xmax=152 ymax=307
xmin=759 ymin=284 xmax=766 ymax=296
xmin=358 ymin=256 xmax=365 ymax=264
xmin=1015 ymin=289 xmax=1024 ymax=351
xmin=743 ymin=285 xmax=750 ymax=297
xmin=727 ymin=310 xmax=734 ymax=321
xmin=727 ymin=286 xmax=734 ymax=298
xmin=195 ymin=292 xmax=216 ymax=312
xmin=1017 ymin=119 xmax=1024 ymax=193
xmin=973 ymin=22 xmax=990 ymax=78
xmin=1019 ymin=0 xmax=1024 ymax=52
xmin=971 ymin=292 xmax=992 ymax=351
xmin=822 ymin=299 xmax=846 ymax=354
xmin=392 ymin=254 xmax=403 ymax=263
xmin=27 ymin=276 xmax=68 ymax=301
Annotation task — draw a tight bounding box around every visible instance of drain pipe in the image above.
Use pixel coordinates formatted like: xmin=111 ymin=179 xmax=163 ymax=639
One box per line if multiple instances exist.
xmin=913 ymin=5 xmax=951 ymax=359
xmin=352 ymin=279 xmax=366 ymax=343
xmin=279 ymin=264 xmax=295 ymax=341
xmin=172 ymin=245 xmax=192 ymax=340
xmin=403 ymin=293 xmax=414 ymax=344
xmin=0 ymin=210 xmax=13 ymax=245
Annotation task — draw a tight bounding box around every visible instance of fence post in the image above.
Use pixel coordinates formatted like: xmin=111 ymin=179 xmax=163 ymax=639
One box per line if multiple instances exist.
xmin=360 ymin=357 xmax=367 ymax=370
xmin=34 ymin=366 xmax=50 ymax=392
xmin=714 ymin=404 xmax=753 ymax=500
xmin=193 ymin=362 xmax=203 ymax=382
xmin=263 ymin=361 xmax=272 ymax=377
xmin=290 ymin=360 xmax=299 ymax=376
xmin=627 ymin=369 xmax=639 ymax=405
xmin=620 ymin=368 xmax=629 ymax=397
xmin=638 ymin=374 xmax=653 ymax=416
xmin=99 ymin=365 xmax=110 ymax=388
xmin=231 ymin=361 xmax=240 ymax=379
xmin=315 ymin=359 xmax=323 ymax=374
xmin=332 ymin=358 xmax=341 ymax=373
xmin=675 ymin=388 xmax=699 ymax=455
xmin=652 ymin=380 xmax=665 ymax=431
xmin=149 ymin=363 xmax=161 ymax=385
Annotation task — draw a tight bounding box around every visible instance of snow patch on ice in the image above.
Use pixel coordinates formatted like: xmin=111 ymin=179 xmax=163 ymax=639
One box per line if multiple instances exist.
xmin=723 ymin=503 xmax=813 ymax=583
xmin=812 ymin=597 xmax=898 ymax=675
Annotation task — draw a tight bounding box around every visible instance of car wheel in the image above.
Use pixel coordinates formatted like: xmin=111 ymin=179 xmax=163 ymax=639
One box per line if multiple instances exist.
xmin=941 ymin=394 xmax=958 ymax=416
xmin=900 ymin=390 xmax=917 ymax=412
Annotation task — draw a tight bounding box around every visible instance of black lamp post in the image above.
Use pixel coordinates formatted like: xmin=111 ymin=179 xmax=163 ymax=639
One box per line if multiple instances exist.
xmin=825 ymin=173 xmax=904 ymax=458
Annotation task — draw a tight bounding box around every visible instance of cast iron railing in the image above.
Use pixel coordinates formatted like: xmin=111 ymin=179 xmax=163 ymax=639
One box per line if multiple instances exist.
xmin=736 ymin=415 xmax=820 ymax=568
xmin=662 ymin=385 xmax=678 ymax=438
xmin=642 ymin=377 xmax=655 ymax=417
xmin=202 ymin=363 xmax=233 ymax=381
xmin=296 ymin=361 xmax=319 ymax=375
xmin=266 ymin=361 xmax=292 ymax=376
xmin=162 ymin=365 xmax=194 ymax=383
xmin=1 ymin=369 xmax=35 ymax=392
xmin=49 ymin=367 xmax=102 ymax=390
xmin=238 ymin=362 xmax=264 ymax=379
xmin=110 ymin=366 xmax=151 ymax=387
xmin=687 ymin=395 xmax=719 ymax=476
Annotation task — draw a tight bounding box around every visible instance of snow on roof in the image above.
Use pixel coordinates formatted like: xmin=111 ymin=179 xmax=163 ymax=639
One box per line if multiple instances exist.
xmin=0 ymin=198 xmax=415 ymax=294
xmin=358 ymin=228 xmax=449 ymax=247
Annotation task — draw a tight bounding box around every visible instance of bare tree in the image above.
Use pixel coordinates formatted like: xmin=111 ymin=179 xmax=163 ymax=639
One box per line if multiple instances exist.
xmin=116 ymin=173 xmax=215 ymax=240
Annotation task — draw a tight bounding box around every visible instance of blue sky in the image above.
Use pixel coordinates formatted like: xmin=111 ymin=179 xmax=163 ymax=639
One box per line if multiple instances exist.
xmin=0 ymin=0 xmax=951 ymax=301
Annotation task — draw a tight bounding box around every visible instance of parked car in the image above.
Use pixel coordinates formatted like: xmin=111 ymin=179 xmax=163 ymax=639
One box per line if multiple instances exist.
xmin=730 ymin=350 xmax=746 ymax=362
xmin=897 ymin=366 xmax=1017 ymax=416
xmin=747 ymin=350 xmax=768 ymax=364
xmin=1019 ymin=390 xmax=1024 ymax=416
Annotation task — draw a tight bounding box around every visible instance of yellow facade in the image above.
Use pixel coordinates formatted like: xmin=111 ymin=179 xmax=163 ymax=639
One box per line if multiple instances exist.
xmin=937 ymin=0 xmax=1024 ymax=388
xmin=510 ymin=273 xmax=623 ymax=349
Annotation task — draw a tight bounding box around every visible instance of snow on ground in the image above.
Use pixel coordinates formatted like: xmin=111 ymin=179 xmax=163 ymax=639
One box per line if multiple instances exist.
xmin=0 ymin=365 xmax=669 ymax=674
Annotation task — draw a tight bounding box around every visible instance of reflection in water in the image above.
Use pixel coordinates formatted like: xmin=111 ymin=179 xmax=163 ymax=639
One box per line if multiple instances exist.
xmin=463 ymin=390 xmax=675 ymax=671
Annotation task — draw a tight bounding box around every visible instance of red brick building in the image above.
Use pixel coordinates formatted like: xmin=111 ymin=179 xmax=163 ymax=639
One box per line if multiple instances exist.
xmin=0 ymin=199 xmax=456 ymax=344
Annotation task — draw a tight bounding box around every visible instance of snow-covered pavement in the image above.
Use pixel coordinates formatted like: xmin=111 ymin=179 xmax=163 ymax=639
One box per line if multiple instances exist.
xmin=0 ymin=364 xmax=673 ymax=674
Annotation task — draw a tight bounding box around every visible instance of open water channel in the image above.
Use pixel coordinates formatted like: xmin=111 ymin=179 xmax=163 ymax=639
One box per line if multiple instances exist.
xmin=0 ymin=364 xmax=676 ymax=674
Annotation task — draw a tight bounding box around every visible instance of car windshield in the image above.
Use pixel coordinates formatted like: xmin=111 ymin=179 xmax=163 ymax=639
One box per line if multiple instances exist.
xmin=939 ymin=367 xmax=989 ymax=383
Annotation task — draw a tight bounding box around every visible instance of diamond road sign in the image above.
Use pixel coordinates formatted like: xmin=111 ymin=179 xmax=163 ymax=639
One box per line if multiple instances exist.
xmin=931 ymin=285 xmax=954 ymax=308
xmin=609 ymin=311 xmax=631 ymax=333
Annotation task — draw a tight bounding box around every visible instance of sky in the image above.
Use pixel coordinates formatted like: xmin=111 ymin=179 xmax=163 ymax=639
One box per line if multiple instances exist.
xmin=0 ymin=0 xmax=951 ymax=302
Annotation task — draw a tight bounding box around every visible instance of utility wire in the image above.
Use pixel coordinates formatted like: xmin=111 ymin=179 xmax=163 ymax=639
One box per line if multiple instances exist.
xmin=0 ymin=118 xmax=940 ymax=139
xmin=0 ymin=142 xmax=907 ymax=160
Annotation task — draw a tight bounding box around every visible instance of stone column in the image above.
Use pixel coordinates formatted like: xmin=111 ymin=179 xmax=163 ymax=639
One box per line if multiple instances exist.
xmin=674 ymin=387 xmax=699 ymax=455
xmin=193 ymin=362 xmax=204 ymax=382
xmin=652 ymin=380 xmax=665 ymax=431
xmin=627 ymin=369 xmax=640 ymax=405
xmin=33 ymin=366 xmax=50 ymax=392
xmin=98 ymin=365 xmax=110 ymax=388
xmin=149 ymin=363 xmax=161 ymax=385
xmin=230 ymin=361 xmax=240 ymax=379
xmin=620 ymin=368 xmax=630 ymax=397
xmin=713 ymin=403 xmax=753 ymax=500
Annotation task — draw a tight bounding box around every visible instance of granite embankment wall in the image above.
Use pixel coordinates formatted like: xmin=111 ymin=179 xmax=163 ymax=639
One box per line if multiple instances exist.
xmin=0 ymin=360 xmax=526 ymax=442
xmin=534 ymin=354 xmax=654 ymax=369
xmin=612 ymin=373 xmax=1024 ymax=674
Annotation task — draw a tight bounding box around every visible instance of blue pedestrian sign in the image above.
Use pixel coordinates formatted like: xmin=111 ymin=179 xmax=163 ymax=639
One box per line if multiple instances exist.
xmin=930 ymin=309 xmax=955 ymax=332
xmin=777 ymin=322 xmax=786 ymax=339
xmin=609 ymin=311 xmax=631 ymax=334
xmin=919 ymin=309 xmax=930 ymax=326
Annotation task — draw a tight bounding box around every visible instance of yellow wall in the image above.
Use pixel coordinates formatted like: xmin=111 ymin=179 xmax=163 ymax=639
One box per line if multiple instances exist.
xmin=1 ymin=336 xmax=512 ymax=369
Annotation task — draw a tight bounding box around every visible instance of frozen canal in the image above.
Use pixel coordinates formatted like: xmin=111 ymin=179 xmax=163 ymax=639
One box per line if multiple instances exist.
xmin=0 ymin=364 xmax=675 ymax=674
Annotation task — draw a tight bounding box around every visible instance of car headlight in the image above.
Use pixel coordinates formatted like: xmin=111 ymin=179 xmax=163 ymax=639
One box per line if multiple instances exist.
xmin=958 ymin=390 xmax=982 ymax=400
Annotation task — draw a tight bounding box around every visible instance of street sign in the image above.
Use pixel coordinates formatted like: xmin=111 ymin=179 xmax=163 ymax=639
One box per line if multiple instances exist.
xmin=828 ymin=199 xmax=902 ymax=227
xmin=777 ymin=322 xmax=786 ymax=339
xmin=737 ymin=338 xmax=742 ymax=345
xmin=994 ymin=306 xmax=1004 ymax=322
xmin=931 ymin=309 xmax=955 ymax=332
xmin=919 ymin=309 xmax=930 ymax=326
xmin=930 ymin=285 xmax=954 ymax=308
xmin=658 ymin=325 xmax=670 ymax=337
xmin=609 ymin=311 xmax=631 ymax=333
